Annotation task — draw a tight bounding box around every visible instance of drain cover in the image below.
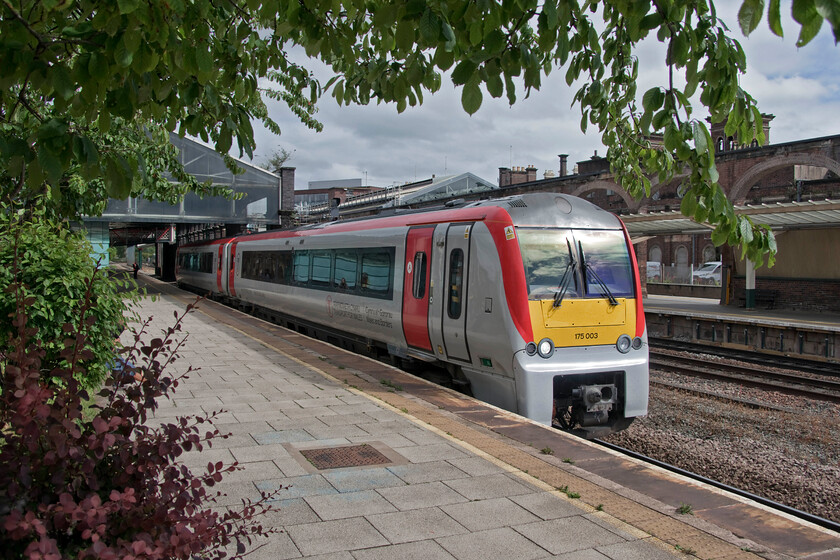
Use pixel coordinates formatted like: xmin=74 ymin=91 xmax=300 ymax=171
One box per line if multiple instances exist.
xmin=300 ymin=444 xmax=392 ymax=470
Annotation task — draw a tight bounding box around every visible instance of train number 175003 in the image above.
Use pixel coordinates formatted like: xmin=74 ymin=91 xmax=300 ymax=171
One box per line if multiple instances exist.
xmin=574 ymin=332 xmax=599 ymax=340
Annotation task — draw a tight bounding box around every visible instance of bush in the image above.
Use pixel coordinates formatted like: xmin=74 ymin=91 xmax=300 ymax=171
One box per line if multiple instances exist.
xmin=0 ymin=206 xmax=135 ymax=389
xmin=0 ymin=277 xmax=279 ymax=559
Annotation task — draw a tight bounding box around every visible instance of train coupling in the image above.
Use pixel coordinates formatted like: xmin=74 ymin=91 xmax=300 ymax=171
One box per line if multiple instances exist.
xmin=571 ymin=384 xmax=617 ymax=427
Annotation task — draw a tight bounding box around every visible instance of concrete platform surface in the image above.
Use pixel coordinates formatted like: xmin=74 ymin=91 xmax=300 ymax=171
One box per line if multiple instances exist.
xmin=126 ymin=274 xmax=840 ymax=560
xmin=132 ymin=293 xmax=682 ymax=560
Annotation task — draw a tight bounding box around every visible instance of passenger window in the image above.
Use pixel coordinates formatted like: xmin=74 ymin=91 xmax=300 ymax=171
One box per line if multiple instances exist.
xmin=334 ymin=250 xmax=358 ymax=290
xmin=361 ymin=251 xmax=391 ymax=294
xmin=447 ymin=249 xmax=464 ymax=319
xmin=311 ymin=250 xmax=331 ymax=286
xmin=293 ymin=251 xmax=310 ymax=284
xmin=412 ymin=252 xmax=427 ymax=299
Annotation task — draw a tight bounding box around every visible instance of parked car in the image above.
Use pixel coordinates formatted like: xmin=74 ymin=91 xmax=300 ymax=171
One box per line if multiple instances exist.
xmin=692 ymin=261 xmax=721 ymax=285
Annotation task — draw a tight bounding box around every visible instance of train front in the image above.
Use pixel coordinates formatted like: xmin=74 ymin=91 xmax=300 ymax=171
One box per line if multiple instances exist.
xmin=510 ymin=198 xmax=648 ymax=437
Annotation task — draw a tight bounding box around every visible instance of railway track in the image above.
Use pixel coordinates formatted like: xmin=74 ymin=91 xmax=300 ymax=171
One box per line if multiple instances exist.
xmin=649 ymin=349 xmax=840 ymax=403
xmin=593 ymin=438 xmax=840 ymax=535
xmin=649 ymin=337 xmax=839 ymax=377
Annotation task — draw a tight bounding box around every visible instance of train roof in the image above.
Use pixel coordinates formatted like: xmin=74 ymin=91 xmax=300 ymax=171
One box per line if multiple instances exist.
xmin=178 ymin=193 xmax=623 ymax=248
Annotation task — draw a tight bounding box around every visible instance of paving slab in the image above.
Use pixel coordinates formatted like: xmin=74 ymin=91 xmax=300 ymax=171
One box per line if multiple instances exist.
xmin=351 ymin=540 xmax=457 ymax=560
xmin=284 ymin=518 xmax=389 ymax=556
xmin=366 ymin=507 xmax=468 ymax=544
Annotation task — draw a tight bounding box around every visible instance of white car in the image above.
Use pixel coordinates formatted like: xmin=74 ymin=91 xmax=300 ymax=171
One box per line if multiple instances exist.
xmin=692 ymin=262 xmax=721 ymax=285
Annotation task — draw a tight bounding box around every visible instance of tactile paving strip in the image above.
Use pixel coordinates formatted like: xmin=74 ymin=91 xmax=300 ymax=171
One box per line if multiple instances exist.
xmin=300 ymin=444 xmax=392 ymax=470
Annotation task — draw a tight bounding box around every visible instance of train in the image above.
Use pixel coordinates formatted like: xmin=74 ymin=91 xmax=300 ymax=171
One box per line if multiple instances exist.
xmin=176 ymin=193 xmax=649 ymax=436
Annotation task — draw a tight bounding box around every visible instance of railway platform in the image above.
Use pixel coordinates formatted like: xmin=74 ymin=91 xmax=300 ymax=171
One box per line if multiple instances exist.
xmin=644 ymin=295 xmax=840 ymax=362
xmin=131 ymin=271 xmax=840 ymax=560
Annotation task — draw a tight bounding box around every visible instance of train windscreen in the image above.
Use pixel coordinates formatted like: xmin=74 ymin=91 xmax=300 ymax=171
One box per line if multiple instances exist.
xmin=576 ymin=230 xmax=635 ymax=298
xmin=518 ymin=229 xmax=634 ymax=300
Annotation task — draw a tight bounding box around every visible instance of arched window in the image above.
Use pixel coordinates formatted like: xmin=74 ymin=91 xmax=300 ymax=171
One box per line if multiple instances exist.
xmin=716 ymin=137 xmax=724 ymax=153
xmin=676 ymin=246 xmax=689 ymax=283
xmin=648 ymin=246 xmax=662 ymax=263
xmin=702 ymin=245 xmax=716 ymax=263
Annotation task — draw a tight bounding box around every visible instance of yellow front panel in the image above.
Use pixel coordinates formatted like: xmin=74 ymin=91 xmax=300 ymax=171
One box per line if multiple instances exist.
xmin=529 ymin=299 xmax=637 ymax=347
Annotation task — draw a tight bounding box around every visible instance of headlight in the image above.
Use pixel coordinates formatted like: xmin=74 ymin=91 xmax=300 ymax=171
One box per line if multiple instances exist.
xmin=616 ymin=334 xmax=632 ymax=354
xmin=537 ymin=338 xmax=555 ymax=359
xmin=632 ymin=336 xmax=643 ymax=350
xmin=525 ymin=342 xmax=537 ymax=356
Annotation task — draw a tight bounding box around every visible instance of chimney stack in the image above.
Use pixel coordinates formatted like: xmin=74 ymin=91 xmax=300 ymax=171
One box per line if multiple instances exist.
xmin=558 ymin=154 xmax=568 ymax=176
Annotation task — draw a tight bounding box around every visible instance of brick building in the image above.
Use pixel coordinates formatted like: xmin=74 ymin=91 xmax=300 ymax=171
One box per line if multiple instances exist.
xmin=494 ymin=121 xmax=840 ymax=312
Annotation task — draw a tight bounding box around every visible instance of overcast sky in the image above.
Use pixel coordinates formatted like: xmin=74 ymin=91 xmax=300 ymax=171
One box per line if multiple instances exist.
xmin=248 ymin=5 xmax=840 ymax=190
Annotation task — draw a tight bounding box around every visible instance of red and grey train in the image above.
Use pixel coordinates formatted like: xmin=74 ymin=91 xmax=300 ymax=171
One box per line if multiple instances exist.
xmin=176 ymin=193 xmax=649 ymax=436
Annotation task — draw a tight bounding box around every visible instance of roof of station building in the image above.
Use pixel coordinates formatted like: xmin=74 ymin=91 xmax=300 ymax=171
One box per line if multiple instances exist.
xmin=623 ymin=199 xmax=840 ymax=237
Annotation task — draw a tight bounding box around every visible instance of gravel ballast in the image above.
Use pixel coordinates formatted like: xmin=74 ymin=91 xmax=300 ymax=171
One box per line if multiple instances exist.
xmin=603 ymin=364 xmax=840 ymax=523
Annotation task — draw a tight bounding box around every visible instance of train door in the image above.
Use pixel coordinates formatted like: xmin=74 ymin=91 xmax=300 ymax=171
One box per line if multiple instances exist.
xmin=216 ymin=243 xmax=225 ymax=293
xmin=228 ymin=240 xmax=238 ymax=297
xmin=402 ymin=226 xmax=434 ymax=352
xmin=441 ymin=223 xmax=473 ymax=363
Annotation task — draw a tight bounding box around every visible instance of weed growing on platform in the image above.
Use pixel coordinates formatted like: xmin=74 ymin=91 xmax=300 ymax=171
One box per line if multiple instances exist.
xmin=557 ymin=485 xmax=581 ymax=499
xmin=380 ymin=378 xmax=403 ymax=391
xmin=540 ymin=447 xmax=554 ymax=455
xmin=0 ymin=280 xmax=279 ymax=559
xmin=677 ymin=502 xmax=694 ymax=515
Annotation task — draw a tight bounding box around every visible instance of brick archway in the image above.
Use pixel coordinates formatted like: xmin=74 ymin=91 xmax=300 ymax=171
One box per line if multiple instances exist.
xmin=729 ymin=153 xmax=840 ymax=203
xmin=570 ymin=181 xmax=642 ymax=211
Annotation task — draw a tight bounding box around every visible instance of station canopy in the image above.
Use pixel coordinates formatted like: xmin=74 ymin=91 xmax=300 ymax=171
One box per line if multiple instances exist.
xmin=623 ymin=199 xmax=840 ymax=239
xmin=89 ymin=134 xmax=280 ymax=225
xmin=381 ymin=173 xmax=497 ymax=207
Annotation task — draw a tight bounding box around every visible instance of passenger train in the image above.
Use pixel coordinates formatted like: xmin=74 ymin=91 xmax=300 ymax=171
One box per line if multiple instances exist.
xmin=176 ymin=193 xmax=649 ymax=436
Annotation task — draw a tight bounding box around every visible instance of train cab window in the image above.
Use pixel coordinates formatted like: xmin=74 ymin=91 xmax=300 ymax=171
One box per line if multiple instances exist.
xmin=576 ymin=230 xmax=634 ymax=298
xmin=518 ymin=229 xmax=579 ymax=300
xmin=412 ymin=252 xmax=427 ymax=299
xmin=361 ymin=251 xmax=392 ymax=295
xmin=334 ymin=250 xmax=358 ymax=290
xmin=293 ymin=251 xmax=311 ymax=284
xmin=311 ymin=250 xmax=332 ymax=287
xmin=447 ymin=249 xmax=464 ymax=319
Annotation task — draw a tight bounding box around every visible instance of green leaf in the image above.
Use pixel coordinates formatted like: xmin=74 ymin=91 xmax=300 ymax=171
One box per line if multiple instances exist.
xmin=105 ymin=156 xmax=132 ymax=199
xmin=680 ymin=191 xmax=698 ymax=217
xmin=793 ymin=0 xmax=824 ymax=45
xmin=816 ymin=0 xmax=840 ymax=41
xmin=461 ymin=76 xmax=482 ymax=115
xmin=115 ymin=39 xmax=134 ymax=68
xmin=768 ymin=0 xmax=784 ymax=36
xmin=486 ymin=72 xmax=503 ymax=98
xmin=37 ymin=144 xmax=63 ymax=185
xmin=420 ymin=9 xmax=440 ymax=43
xmin=117 ymin=0 xmax=140 ymax=14
xmin=739 ymin=217 xmax=754 ymax=243
xmin=642 ymin=88 xmax=664 ymax=112
xmin=738 ymin=0 xmax=764 ymax=36
xmin=196 ymin=45 xmax=213 ymax=74
xmin=396 ymin=20 xmax=415 ymax=52
xmin=711 ymin=226 xmax=730 ymax=247
xmin=441 ymin=21 xmax=456 ymax=50
xmin=692 ymin=121 xmax=709 ymax=154
xmin=452 ymin=60 xmax=478 ymax=86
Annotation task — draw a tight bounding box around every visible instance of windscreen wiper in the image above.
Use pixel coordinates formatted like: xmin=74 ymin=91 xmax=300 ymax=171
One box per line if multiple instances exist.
xmin=579 ymin=242 xmax=619 ymax=306
xmin=553 ymin=239 xmax=577 ymax=308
